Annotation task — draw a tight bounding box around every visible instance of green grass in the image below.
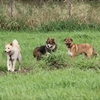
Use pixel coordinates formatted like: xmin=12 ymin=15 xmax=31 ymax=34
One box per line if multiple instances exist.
xmin=0 ymin=30 xmax=100 ymax=100
xmin=0 ymin=69 xmax=100 ymax=100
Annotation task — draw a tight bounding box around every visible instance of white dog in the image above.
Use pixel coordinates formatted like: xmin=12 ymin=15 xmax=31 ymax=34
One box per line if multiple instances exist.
xmin=5 ymin=39 xmax=21 ymax=72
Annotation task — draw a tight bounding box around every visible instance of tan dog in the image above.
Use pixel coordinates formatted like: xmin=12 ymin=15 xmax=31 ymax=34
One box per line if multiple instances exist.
xmin=5 ymin=39 xmax=21 ymax=72
xmin=64 ymin=38 xmax=98 ymax=58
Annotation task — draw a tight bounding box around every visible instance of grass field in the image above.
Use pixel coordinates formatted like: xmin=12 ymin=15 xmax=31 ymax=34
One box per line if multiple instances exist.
xmin=0 ymin=30 xmax=100 ymax=100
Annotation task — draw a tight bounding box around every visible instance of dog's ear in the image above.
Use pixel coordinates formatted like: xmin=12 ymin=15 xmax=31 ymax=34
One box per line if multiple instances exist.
xmin=52 ymin=38 xmax=55 ymax=41
xmin=52 ymin=38 xmax=55 ymax=43
xmin=70 ymin=38 xmax=73 ymax=42
xmin=47 ymin=38 xmax=49 ymax=40
xmin=46 ymin=38 xmax=49 ymax=43
xmin=10 ymin=42 xmax=13 ymax=46
xmin=64 ymin=38 xmax=66 ymax=41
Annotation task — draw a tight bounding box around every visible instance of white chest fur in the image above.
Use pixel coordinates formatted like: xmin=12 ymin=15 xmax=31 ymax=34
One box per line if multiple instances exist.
xmin=46 ymin=52 xmax=50 ymax=55
xmin=68 ymin=49 xmax=73 ymax=56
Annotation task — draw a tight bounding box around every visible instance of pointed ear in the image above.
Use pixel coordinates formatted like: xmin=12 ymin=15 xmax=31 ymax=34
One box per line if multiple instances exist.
xmin=47 ymin=38 xmax=49 ymax=41
xmin=64 ymin=38 xmax=66 ymax=41
xmin=70 ymin=38 xmax=73 ymax=42
xmin=10 ymin=42 xmax=13 ymax=46
xmin=52 ymin=38 xmax=55 ymax=41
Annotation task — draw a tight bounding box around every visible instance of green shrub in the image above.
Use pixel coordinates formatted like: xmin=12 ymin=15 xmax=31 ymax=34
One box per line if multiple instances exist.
xmin=0 ymin=1 xmax=100 ymax=31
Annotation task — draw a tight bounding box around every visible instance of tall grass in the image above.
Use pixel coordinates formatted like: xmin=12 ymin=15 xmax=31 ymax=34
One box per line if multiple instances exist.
xmin=1 ymin=30 xmax=100 ymax=71
xmin=0 ymin=1 xmax=100 ymax=31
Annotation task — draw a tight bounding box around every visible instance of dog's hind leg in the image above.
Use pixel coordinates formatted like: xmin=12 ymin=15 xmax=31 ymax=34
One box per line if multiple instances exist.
xmin=86 ymin=51 xmax=92 ymax=58
xmin=87 ymin=54 xmax=92 ymax=58
xmin=93 ymin=50 xmax=98 ymax=56
xmin=36 ymin=52 xmax=41 ymax=61
xmin=17 ymin=54 xmax=22 ymax=71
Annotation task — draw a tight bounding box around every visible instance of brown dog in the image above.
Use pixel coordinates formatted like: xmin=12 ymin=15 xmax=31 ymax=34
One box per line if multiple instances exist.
xmin=33 ymin=38 xmax=57 ymax=60
xmin=64 ymin=38 xmax=98 ymax=58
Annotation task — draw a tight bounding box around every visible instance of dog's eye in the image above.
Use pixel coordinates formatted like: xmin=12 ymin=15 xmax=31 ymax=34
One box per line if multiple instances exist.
xmin=47 ymin=42 xmax=50 ymax=44
xmin=46 ymin=41 xmax=50 ymax=44
xmin=8 ymin=48 xmax=9 ymax=49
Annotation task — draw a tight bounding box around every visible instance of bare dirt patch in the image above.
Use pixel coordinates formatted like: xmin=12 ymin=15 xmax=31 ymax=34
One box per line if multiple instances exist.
xmin=0 ymin=67 xmax=34 ymax=76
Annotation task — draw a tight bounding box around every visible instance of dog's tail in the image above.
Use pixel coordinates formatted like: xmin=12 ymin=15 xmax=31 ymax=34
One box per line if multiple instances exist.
xmin=93 ymin=48 xmax=99 ymax=56
xmin=13 ymin=39 xmax=20 ymax=50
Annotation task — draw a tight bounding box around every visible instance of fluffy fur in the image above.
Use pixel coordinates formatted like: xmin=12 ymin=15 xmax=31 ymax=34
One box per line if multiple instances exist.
xmin=64 ymin=38 xmax=98 ymax=58
xmin=5 ymin=39 xmax=21 ymax=72
xmin=33 ymin=38 xmax=57 ymax=60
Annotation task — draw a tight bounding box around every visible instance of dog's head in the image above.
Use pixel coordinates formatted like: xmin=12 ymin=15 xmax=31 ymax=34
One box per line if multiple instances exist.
xmin=64 ymin=38 xmax=73 ymax=48
xmin=5 ymin=43 xmax=13 ymax=56
xmin=46 ymin=38 xmax=56 ymax=50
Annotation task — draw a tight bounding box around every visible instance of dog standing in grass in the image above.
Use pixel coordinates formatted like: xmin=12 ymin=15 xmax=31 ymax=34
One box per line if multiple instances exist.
xmin=33 ymin=38 xmax=57 ymax=60
xmin=64 ymin=38 xmax=98 ymax=58
xmin=5 ymin=39 xmax=21 ymax=72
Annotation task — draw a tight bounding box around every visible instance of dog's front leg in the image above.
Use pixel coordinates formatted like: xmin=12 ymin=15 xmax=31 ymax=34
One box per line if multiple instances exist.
xmin=71 ymin=56 xmax=74 ymax=58
xmin=12 ymin=60 xmax=16 ymax=72
xmin=71 ymin=55 xmax=75 ymax=58
xmin=7 ymin=58 xmax=12 ymax=71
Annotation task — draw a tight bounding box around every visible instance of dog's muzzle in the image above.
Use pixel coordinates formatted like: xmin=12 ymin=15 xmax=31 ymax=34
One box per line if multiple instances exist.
xmin=66 ymin=43 xmax=71 ymax=48
xmin=5 ymin=51 xmax=11 ymax=56
xmin=46 ymin=44 xmax=53 ymax=48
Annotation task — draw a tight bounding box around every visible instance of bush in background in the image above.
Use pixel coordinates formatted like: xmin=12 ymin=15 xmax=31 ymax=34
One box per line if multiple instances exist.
xmin=0 ymin=0 xmax=100 ymax=31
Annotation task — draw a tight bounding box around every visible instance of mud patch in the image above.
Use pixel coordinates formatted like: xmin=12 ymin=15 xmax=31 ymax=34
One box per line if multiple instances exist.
xmin=49 ymin=60 xmax=69 ymax=69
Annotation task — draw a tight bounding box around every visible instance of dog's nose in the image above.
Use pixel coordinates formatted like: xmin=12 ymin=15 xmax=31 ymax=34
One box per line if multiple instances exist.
xmin=47 ymin=44 xmax=51 ymax=48
xmin=47 ymin=45 xmax=49 ymax=48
